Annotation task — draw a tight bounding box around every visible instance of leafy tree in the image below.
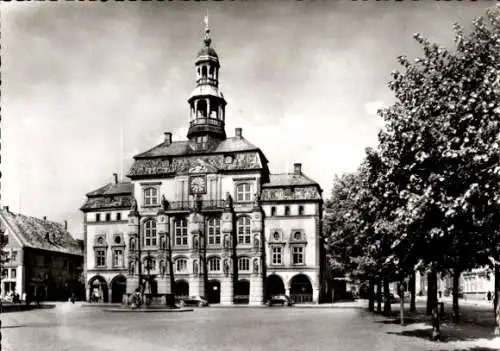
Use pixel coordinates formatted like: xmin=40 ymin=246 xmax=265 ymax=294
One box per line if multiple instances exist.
xmin=376 ymin=5 xmax=500 ymax=323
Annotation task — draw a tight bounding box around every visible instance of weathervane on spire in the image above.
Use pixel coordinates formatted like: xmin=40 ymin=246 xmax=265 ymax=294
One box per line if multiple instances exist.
xmin=203 ymin=10 xmax=211 ymax=47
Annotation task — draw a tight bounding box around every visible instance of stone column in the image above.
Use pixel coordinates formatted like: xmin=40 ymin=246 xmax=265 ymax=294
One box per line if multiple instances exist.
xmin=313 ymin=288 xmax=320 ymax=304
xmin=220 ymin=258 xmax=233 ymax=305
xmin=221 ymin=194 xmax=234 ymax=305
xmin=249 ymin=200 xmax=264 ymax=305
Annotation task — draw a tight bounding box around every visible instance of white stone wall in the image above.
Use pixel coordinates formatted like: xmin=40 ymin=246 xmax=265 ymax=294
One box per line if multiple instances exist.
xmin=85 ymin=214 xmax=129 ymax=271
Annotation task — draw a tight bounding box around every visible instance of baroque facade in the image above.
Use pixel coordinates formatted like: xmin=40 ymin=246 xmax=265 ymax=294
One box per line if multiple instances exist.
xmin=81 ymin=24 xmax=324 ymax=305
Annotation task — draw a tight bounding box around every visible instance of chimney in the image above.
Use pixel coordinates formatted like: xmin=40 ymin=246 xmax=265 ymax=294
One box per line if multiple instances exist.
xmin=235 ymin=128 xmax=242 ymax=139
xmin=3 ymin=206 xmax=9 ymax=213
xmin=164 ymin=132 xmax=172 ymax=145
xmin=64 ymin=220 xmax=68 ymax=230
xmin=293 ymin=163 xmax=302 ymax=175
xmin=113 ymin=173 xmax=118 ymax=184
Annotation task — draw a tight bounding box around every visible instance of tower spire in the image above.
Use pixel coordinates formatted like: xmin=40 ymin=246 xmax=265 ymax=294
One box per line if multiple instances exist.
xmin=187 ymin=15 xmax=227 ymax=143
xmin=204 ymin=11 xmax=211 ymax=47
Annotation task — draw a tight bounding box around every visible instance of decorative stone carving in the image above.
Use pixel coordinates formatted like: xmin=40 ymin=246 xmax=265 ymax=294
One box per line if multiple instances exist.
xmin=223 ymin=235 xmax=230 ymax=249
xmin=128 ymin=152 xmax=262 ymax=177
xmin=254 ymin=235 xmax=260 ymax=249
xmin=128 ymin=260 xmax=136 ymax=275
xmin=193 ymin=236 xmax=199 ymax=249
xmin=223 ymin=259 xmax=230 ymax=277
xmin=253 ymin=258 xmax=259 ymax=274
xmin=193 ymin=260 xmax=199 ymax=276
xmin=260 ymin=186 xmax=321 ymax=201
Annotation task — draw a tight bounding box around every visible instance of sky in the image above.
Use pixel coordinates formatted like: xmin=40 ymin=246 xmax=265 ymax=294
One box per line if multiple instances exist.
xmin=0 ymin=0 xmax=494 ymax=238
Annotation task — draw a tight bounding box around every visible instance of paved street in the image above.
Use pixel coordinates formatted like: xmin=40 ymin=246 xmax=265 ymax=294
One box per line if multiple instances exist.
xmin=2 ymin=302 xmax=500 ymax=351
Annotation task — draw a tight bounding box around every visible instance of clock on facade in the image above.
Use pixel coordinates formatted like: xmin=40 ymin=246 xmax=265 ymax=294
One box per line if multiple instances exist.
xmin=189 ymin=175 xmax=207 ymax=194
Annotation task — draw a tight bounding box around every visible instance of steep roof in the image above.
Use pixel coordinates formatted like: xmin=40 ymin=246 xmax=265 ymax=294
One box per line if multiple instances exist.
xmin=86 ymin=182 xmax=133 ymax=197
xmin=81 ymin=182 xmax=133 ymax=212
xmin=262 ymin=173 xmax=319 ymax=188
xmin=134 ymin=137 xmax=260 ymax=159
xmin=0 ymin=209 xmax=83 ymax=256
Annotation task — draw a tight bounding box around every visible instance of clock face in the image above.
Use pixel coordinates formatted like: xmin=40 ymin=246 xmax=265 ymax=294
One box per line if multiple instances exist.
xmin=190 ymin=176 xmax=207 ymax=194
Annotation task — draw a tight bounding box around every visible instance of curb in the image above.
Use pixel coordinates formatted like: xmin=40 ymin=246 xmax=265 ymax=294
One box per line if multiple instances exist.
xmin=103 ymin=308 xmax=194 ymax=313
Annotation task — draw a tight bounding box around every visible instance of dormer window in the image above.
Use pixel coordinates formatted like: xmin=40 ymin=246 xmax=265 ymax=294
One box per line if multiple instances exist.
xmin=144 ymin=188 xmax=159 ymax=206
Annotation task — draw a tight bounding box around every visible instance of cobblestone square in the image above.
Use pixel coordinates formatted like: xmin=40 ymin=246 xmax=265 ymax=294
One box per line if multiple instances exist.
xmin=2 ymin=303 xmax=500 ymax=351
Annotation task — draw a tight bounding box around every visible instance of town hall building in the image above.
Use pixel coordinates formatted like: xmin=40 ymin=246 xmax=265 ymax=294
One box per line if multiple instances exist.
xmin=81 ymin=23 xmax=324 ymax=305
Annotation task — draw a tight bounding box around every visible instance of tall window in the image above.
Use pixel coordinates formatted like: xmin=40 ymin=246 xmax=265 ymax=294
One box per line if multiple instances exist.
xmin=11 ymin=250 xmax=17 ymax=262
xmin=237 ymin=216 xmax=251 ymax=244
xmin=272 ymin=247 xmax=282 ymax=265
xmin=144 ymin=220 xmax=157 ymax=246
xmin=176 ymin=258 xmax=187 ymax=273
xmin=144 ymin=187 xmax=159 ymax=206
xmin=96 ymin=213 xmax=101 ymax=222
xmin=112 ymin=249 xmax=124 ymax=267
xmin=292 ymin=246 xmax=304 ymax=264
xmin=11 ymin=269 xmax=16 ymax=279
xmin=208 ymin=217 xmax=221 ymax=245
xmin=105 ymin=213 xmax=111 ymax=222
xmin=208 ymin=257 xmax=221 ymax=272
xmin=236 ymin=183 xmax=251 ymax=202
xmin=238 ymin=257 xmax=250 ymax=272
xmin=284 ymin=206 xmax=290 ymax=216
xmin=175 ymin=218 xmax=188 ymax=246
xmin=96 ymin=249 xmax=106 ymax=267
xmin=116 ymin=213 xmax=122 ymax=221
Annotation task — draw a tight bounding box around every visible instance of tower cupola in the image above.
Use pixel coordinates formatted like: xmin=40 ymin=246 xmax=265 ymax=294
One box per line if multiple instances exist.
xmin=187 ymin=15 xmax=227 ymax=143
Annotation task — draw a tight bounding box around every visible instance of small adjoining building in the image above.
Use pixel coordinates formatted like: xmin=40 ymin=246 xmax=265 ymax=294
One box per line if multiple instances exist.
xmin=0 ymin=206 xmax=84 ymax=301
xmin=81 ymin=22 xmax=325 ymax=305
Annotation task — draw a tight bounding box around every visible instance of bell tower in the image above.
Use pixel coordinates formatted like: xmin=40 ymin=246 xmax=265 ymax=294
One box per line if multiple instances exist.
xmin=187 ymin=15 xmax=227 ymax=145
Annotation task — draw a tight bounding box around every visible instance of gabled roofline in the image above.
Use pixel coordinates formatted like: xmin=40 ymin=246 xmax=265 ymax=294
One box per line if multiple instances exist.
xmin=0 ymin=210 xmax=29 ymax=247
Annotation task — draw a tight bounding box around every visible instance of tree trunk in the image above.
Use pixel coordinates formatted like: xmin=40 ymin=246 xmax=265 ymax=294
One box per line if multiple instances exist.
xmin=426 ymin=270 xmax=438 ymax=315
xmin=383 ymin=278 xmax=391 ymax=316
xmin=376 ymin=280 xmax=382 ymax=313
xmin=410 ymin=271 xmax=416 ymax=313
xmin=452 ymin=268 xmax=461 ymax=323
xmin=495 ymin=264 xmax=500 ymax=335
xmin=368 ymin=279 xmax=375 ymax=312
xmin=399 ymin=280 xmax=405 ymax=325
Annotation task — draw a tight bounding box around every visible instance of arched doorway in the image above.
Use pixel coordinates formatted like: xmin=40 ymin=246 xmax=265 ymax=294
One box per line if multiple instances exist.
xmin=174 ymin=280 xmax=189 ymax=297
xmin=207 ymin=280 xmax=220 ymax=304
xmin=111 ymin=275 xmax=127 ymax=303
xmin=265 ymin=274 xmax=285 ymax=301
xmin=88 ymin=276 xmax=108 ymax=303
xmin=235 ymin=280 xmax=250 ymax=304
xmin=290 ymin=274 xmax=313 ymax=304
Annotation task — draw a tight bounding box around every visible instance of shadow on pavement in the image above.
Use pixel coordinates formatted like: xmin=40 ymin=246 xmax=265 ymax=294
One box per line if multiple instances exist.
xmin=387 ymin=324 xmax=497 ymax=343
xmin=0 ymin=304 xmax=56 ymax=313
xmin=430 ymin=348 xmax=500 ymax=351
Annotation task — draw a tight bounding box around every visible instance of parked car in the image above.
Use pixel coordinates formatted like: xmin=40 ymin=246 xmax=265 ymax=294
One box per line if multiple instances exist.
xmin=267 ymin=295 xmax=294 ymax=307
xmin=178 ymin=296 xmax=208 ymax=307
